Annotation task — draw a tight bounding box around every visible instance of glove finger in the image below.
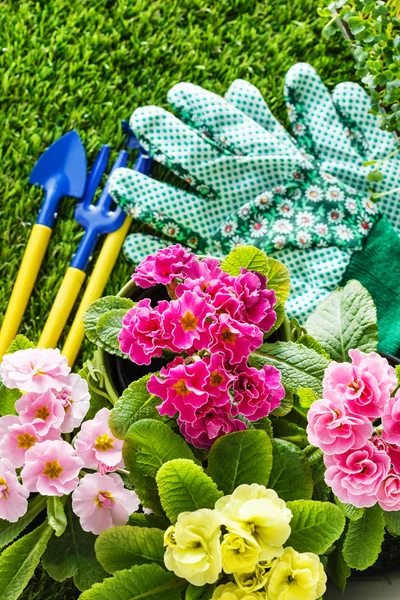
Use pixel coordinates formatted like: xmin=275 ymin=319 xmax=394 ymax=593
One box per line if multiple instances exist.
xmin=123 ymin=233 xmax=173 ymax=264
xmin=332 ymin=82 xmax=397 ymax=160
xmin=284 ymin=63 xmax=358 ymax=163
xmin=224 ymin=79 xmax=295 ymax=151
xmin=168 ymin=81 xmax=298 ymax=158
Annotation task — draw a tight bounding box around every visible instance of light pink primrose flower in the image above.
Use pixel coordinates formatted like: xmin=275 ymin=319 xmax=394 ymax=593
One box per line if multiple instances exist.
xmin=233 ymin=269 xmax=277 ymax=332
xmin=178 ymin=402 xmax=246 ymax=450
xmin=209 ymin=314 xmax=263 ymax=364
xmin=74 ymin=407 xmax=124 ymax=471
xmin=162 ymin=290 xmax=215 ymax=350
xmin=21 ymin=440 xmax=83 ymax=496
xmin=307 ymin=390 xmax=372 ymax=455
xmin=382 ymin=389 xmax=400 ymax=445
xmin=0 ymin=417 xmax=59 ymax=467
xmin=148 ymin=357 xmax=210 ymax=422
xmin=72 ymin=472 xmax=140 ymax=534
xmin=55 ymin=373 xmax=91 ymax=433
xmin=0 ymin=458 xmax=29 ymax=522
xmin=16 ymin=390 xmax=65 ymax=437
xmin=371 ymin=435 xmax=400 ymax=474
xmin=324 ymin=441 xmax=390 ymax=508
xmin=376 ymin=470 xmax=400 ymax=511
xmin=0 ymin=348 xmax=70 ymax=393
xmin=323 ymin=350 xmax=397 ymax=420
xmin=232 ymin=363 xmax=284 ymax=421
xmin=132 ymin=244 xmax=195 ymax=288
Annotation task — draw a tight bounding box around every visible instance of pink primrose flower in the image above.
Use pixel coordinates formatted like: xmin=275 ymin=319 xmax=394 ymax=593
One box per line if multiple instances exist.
xmin=72 ymin=472 xmax=140 ymax=534
xmin=16 ymin=390 xmax=65 ymax=436
xmin=0 ymin=348 xmax=70 ymax=393
xmin=324 ymin=441 xmax=390 ymax=508
xmin=376 ymin=470 xmax=400 ymax=511
xmin=132 ymin=244 xmax=195 ymax=288
xmin=203 ymin=353 xmax=235 ymax=404
xmin=21 ymin=440 xmax=83 ymax=496
xmin=74 ymin=407 xmax=124 ymax=471
xmin=323 ymin=350 xmax=397 ymax=420
xmin=307 ymin=390 xmax=372 ymax=455
xmin=233 ymin=269 xmax=277 ymax=332
xmin=148 ymin=357 xmax=209 ymax=422
xmin=232 ymin=363 xmax=284 ymax=421
xmin=371 ymin=435 xmax=400 ymax=474
xmin=209 ymin=314 xmax=263 ymax=364
xmin=0 ymin=417 xmax=59 ymax=467
xmin=0 ymin=458 xmax=29 ymax=522
xmin=181 ymin=257 xmax=233 ymax=286
xmin=55 ymin=373 xmax=91 ymax=433
xmin=162 ymin=290 xmax=215 ymax=350
xmin=382 ymin=389 xmax=400 ymax=445
xmin=178 ymin=402 xmax=246 ymax=450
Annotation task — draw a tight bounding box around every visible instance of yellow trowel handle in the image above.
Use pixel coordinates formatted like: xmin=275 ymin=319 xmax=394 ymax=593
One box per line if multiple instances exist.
xmin=62 ymin=216 xmax=132 ymax=366
xmin=0 ymin=224 xmax=52 ymax=360
xmin=38 ymin=267 xmax=86 ymax=349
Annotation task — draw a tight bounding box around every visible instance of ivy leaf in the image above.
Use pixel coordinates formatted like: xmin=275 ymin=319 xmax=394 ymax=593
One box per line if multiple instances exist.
xmin=0 ymin=384 xmax=20 ymax=417
xmin=47 ymin=496 xmax=67 ymax=537
xmin=268 ymin=439 xmax=313 ymax=501
xmin=334 ymin=497 xmax=365 ymax=521
xmin=221 ymin=246 xmax=269 ymax=276
xmin=95 ymin=526 xmax=165 ymax=573
xmin=207 ymin=430 xmax=273 ymax=495
xmin=84 ymin=296 xmax=134 ymax=345
xmin=384 ymin=510 xmax=400 ymax=536
xmin=78 ymin=563 xmax=185 ymax=600
xmin=42 ymin=498 xmax=107 ymax=591
xmin=156 ymin=459 xmax=223 ymax=524
xmin=5 ymin=335 xmax=35 ymax=354
xmin=109 ymin=375 xmax=163 ymax=439
xmin=0 ymin=521 xmax=53 ymax=600
xmin=305 ymin=280 xmax=378 ymax=362
xmin=286 ymin=500 xmax=345 ymax=554
xmin=265 ymin=257 xmax=290 ymax=305
xmin=249 ymin=342 xmax=330 ymax=396
xmin=0 ymin=494 xmax=47 ymax=551
xmin=95 ymin=309 xmax=130 ymax=357
xmin=342 ymin=504 xmax=385 ymax=570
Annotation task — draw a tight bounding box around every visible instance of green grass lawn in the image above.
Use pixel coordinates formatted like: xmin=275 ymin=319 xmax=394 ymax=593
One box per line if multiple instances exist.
xmin=0 ymin=0 xmax=356 ymax=597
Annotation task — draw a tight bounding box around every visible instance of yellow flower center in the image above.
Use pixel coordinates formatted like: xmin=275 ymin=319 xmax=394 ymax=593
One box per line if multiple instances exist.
xmin=172 ymin=379 xmax=190 ymax=397
xmin=43 ymin=460 xmax=63 ymax=479
xmin=221 ymin=328 xmax=237 ymax=344
xmin=94 ymin=433 xmax=114 ymax=453
xmin=95 ymin=490 xmax=115 ymax=508
xmin=210 ymin=370 xmax=224 ymax=386
xmin=35 ymin=406 xmax=50 ymax=421
xmin=0 ymin=477 xmax=9 ymax=498
xmin=179 ymin=311 xmax=199 ymax=332
xmin=17 ymin=432 xmax=37 ymax=449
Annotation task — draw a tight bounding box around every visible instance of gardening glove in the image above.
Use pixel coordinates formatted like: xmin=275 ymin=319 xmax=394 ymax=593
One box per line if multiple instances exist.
xmin=109 ymin=82 xmax=375 ymax=322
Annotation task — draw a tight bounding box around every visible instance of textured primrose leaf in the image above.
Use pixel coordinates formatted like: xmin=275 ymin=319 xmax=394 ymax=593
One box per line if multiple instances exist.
xmin=265 ymin=256 xmax=290 ymax=304
xmin=47 ymin=496 xmax=67 ymax=537
xmin=334 ymin=497 xmax=365 ymax=521
xmin=249 ymin=342 xmax=330 ymax=396
xmin=221 ymin=245 xmax=269 ymax=277
xmin=0 ymin=383 xmax=20 ymax=417
xmin=84 ymin=296 xmax=134 ymax=345
xmin=78 ymin=563 xmax=184 ymax=600
xmin=268 ymin=439 xmax=313 ymax=501
xmin=286 ymin=500 xmax=345 ymax=554
xmin=384 ymin=510 xmax=400 ymax=536
xmin=326 ymin=529 xmax=350 ymax=594
xmin=207 ymin=430 xmax=273 ymax=494
xmin=95 ymin=308 xmax=130 ymax=357
xmin=95 ymin=526 xmax=165 ymax=573
xmin=156 ymin=459 xmax=223 ymax=524
xmin=5 ymin=334 xmax=35 ymax=353
xmin=305 ymin=280 xmax=378 ymax=362
xmin=342 ymin=504 xmax=385 ymax=570
xmin=270 ymin=418 xmax=308 ymax=448
xmin=0 ymin=494 xmax=47 ymax=551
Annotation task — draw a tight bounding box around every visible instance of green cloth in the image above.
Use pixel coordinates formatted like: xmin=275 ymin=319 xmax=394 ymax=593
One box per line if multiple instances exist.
xmin=342 ymin=216 xmax=400 ymax=358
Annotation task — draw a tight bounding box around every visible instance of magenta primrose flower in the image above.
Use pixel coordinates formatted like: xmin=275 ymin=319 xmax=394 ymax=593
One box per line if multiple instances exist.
xmin=21 ymin=440 xmax=83 ymax=496
xmin=74 ymin=407 xmax=124 ymax=472
xmin=0 ymin=347 xmax=70 ymax=393
xmin=209 ymin=314 xmax=263 ymax=365
xmin=233 ymin=269 xmax=277 ymax=332
xmin=72 ymin=472 xmax=140 ymax=534
xmin=232 ymin=363 xmax=284 ymax=421
xmin=132 ymin=244 xmax=195 ymax=288
xmin=118 ymin=298 xmax=167 ymax=365
xmin=178 ymin=403 xmax=246 ymax=450
xmin=0 ymin=458 xmax=29 ymax=522
xmin=16 ymin=390 xmax=65 ymax=437
xmin=163 ymin=290 xmax=215 ymax=351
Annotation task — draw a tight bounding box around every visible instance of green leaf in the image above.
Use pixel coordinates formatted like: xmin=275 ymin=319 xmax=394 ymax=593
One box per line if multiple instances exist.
xmin=47 ymin=496 xmax=67 ymax=537
xmin=0 ymin=494 xmax=47 ymax=551
xmin=156 ymin=459 xmax=223 ymax=524
xmin=296 ymin=387 xmax=317 ymax=411
xmin=79 ymin=361 xmax=112 ymax=419
xmin=78 ymin=563 xmax=185 ymax=600
xmin=221 ymin=245 xmax=269 ymax=276
xmin=84 ymin=296 xmax=134 ymax=345
xmin=42 ymin=499 xmax=107 ymax=591
xmin=384 ymin=510 xmax=400 ymax=536
xmin=96 ymin=308 xmax=130 ymax=357
xmin=95 ymin=526 xmax=165 ymax=573
xmin=305 ymin=280 xmax=378 ymax=362
xmin=253 ymin=416 xmax=273 ymax=438
xmin=0 ymin=521 xmax=53 ymax=600
xmin=5 ymin=334 xmax=35 ymax=354
xmin=367 ymin=169 xmax=384 ymax=182
xmin=342 ymin=504 xmax=385 ymax=570
xmin=334 ymin=497 xmax=365 ymax=521
xmin=296 ymin=334 xmax=331 ymax=360
xmin=347 ymin=15 xmax=366 ymax=35
xmin=185 ymin=583 xmax=216 ymax=600
xmin=249 ymin=342 xmax=330 ymax=396
xmin=109 ymin=375 xmax=162 ymax=439
xmin=271 ymin=391 xmax=293 ymax=417
xmin=270 ymin=418 xmax=308 ymax=448
xmin=268 ymin=439 xmax=313 ymax=501
xmin=317 ymin=7 xmax=333 ymax=17
xmin=265 ymin=257 xmax=290 ymax=304
xmin=286 ymin=500 xmax=345 ymax=554
xmin=128 ymin=513 xmax=170 ymax=530
xmin=0 ymin=383 xmax=20 ymax=416
xmin=207 ymin=430 xmax=273 ymax=494
xmin=326 ymin=529 xmax=350 ymax=594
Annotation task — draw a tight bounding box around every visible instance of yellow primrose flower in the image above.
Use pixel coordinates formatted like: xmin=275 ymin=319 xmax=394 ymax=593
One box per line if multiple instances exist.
xmin=212 ymin=582 xmax=266 ymax=599
xmin=234 ymin=560 xmax=273 ymax=592
xmin=163 ymin=508 xmax=222 ymax=586
xmin=215 ymin=484 xmax=292 ymax=560
xmin=265 ymin=547 xmax=327 ymax=600
xmin=221 ymin=532 xmax=261 ymax=574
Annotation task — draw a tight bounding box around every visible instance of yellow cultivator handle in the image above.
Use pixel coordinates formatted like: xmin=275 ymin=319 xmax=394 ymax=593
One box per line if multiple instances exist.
xmin=62 ymin=216 xmax=132 ymax=367
xmin=0 ymin=224 xmax=52 ymax=360
xmin=38 ymin=267 xmax=86 ymax=349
